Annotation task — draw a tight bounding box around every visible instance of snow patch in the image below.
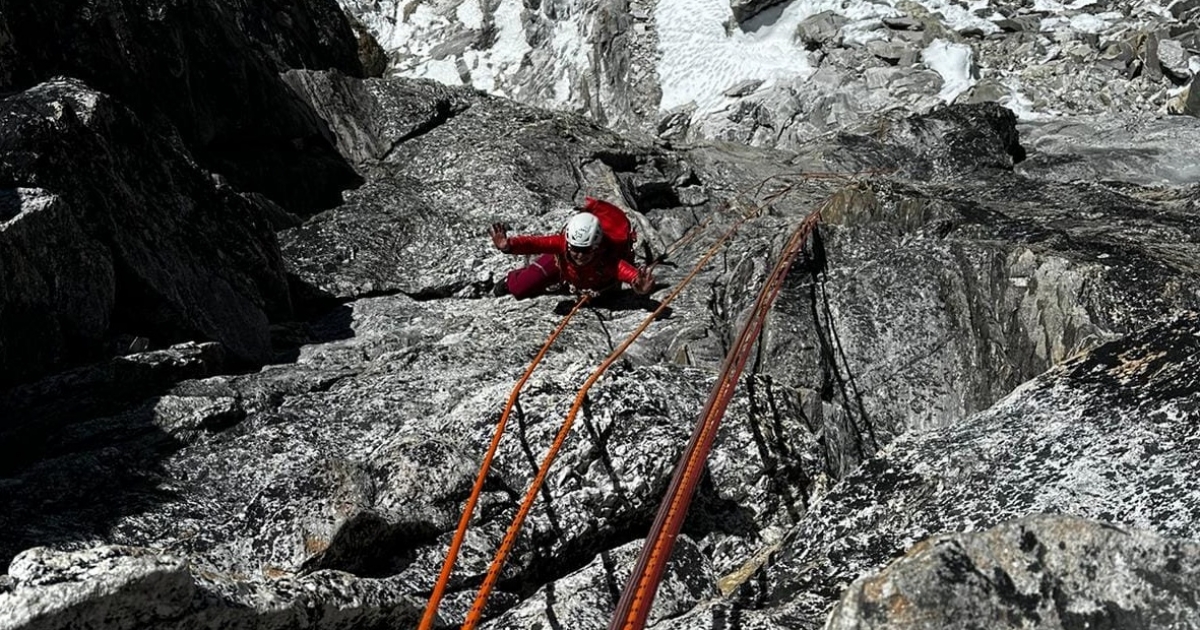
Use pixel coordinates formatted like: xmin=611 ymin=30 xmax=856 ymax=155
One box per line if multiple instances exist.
xmin=1 ymin=188 xmax=57 ymax=229
xmin=919 ymin=0 xmax=999 ymax=35
xmin=417 ymin=58 xmax=463 ymax=85
xmin=999 ymin=78 xmax=1049 ymax=120
xmin=922 ymin=39 xmax=975 ymax=103
xmin=449 ymin=2 xmax=533 ymax=92
xmin=551 ymin=13 xmax=590 ymax=103
xmin=657 ymin=0 xmax=814 ymax=113
xmin=457 ymin=0 xmax=484 ymax=30
xmin=1042 ymin=11 xmax=1122 ymax=33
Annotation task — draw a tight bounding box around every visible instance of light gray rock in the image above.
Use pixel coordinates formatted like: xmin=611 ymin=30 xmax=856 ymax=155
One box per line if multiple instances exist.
xmin=485 ymin=537 xmax=715 ymax=630
xmin=827 ymin=514 xmax=1200 ymax=629
xmin=1157 ymin=38 xmax=1193 ymax=81
xmin=865 ymin=40 xmax=915 ymax=65
xmin=2 ymin=546 xmax=195 ymax=630
xmin=796 ymin=11 xmax=848 ymax=50
xmin=730 ymin=311 xmax=1200 ymax=628
xmin=1181 ymin=77 xmax=1200 ymax=116
xmin=1016 ymin=114 xmax=1200 ymax=185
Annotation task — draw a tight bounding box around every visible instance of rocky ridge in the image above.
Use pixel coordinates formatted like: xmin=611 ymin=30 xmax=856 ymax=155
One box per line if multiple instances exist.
xmin=337 ymin=0 xmax=1200 ymax=147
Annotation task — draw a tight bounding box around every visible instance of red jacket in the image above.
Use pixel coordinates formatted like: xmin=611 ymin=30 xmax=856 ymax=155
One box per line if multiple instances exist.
xmin=507 ymin=234 xmax=640 ymax=290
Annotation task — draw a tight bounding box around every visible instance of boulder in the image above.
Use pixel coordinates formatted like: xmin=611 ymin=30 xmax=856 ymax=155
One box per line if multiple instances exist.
xmin=1158 ymin=38 xmax=1194 ymax=81
xmin=730 ymin=0 xmax=791 ymax=25
xmin=827 ymin=515 xmax=1200 ymax=629
xmin=796 ymin=11 xmax=848 ymax=50
xmin=0 ymin=0 xmax=366 ymax=215
xmin=0 ymin=79 xmax=290 ymax=385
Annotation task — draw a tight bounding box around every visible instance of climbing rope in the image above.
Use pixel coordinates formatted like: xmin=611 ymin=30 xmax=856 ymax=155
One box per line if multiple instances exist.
xmin=430 ymin=169 xmax=875 ymax=628
xmin=417 ymin=295 xmax=590 ymax=630
xmin=459 ymin=201 xmax=766 ymax=630
xmin=607 ymin=209 xmax=824 ymax=630
xmin=421 ymin=186 xmax=764 ymax=628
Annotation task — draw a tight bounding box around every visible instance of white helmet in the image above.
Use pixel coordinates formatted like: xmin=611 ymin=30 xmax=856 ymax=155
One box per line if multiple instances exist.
xmin=564 ymin=212 xmax=602 ymax=249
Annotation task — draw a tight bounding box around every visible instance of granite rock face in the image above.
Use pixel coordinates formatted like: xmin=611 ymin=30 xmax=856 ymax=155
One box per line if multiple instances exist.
xmin=738 ymin=311 xmax=1200 ymax=629
xmin=0 ymin=79 xmax=290 ymax=386
xmin=4 ymin=3 xmax=1200 ymax=630
xmin=0 ymin=0 xmax=368 ymax=214
xmin=5 ymin=71 xmax=1200 ymax=629
xmin=827 ymin=514 xmax=1200 ymax=629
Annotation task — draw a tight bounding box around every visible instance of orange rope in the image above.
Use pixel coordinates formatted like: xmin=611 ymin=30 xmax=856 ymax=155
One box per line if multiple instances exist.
xmin=417 ymin=295 xmax=590 ymax=630
xmin=608 ymin=211 xmax=822 ymax=630
xmin=460 ymin=207 xmax=757 ymax=630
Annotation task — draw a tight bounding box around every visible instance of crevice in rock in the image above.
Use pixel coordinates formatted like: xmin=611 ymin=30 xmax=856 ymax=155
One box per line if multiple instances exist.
xmin=379 ymin=98 xmax=472 ymax=163
xmin=630 ymin=180 xmax=682 ymax=211
xmin=591 ymin=149 xmax=641 ymax=173
xmin=745 ymin=370 xmax=813 ymax=522
xmin=405 ymin=282 xmax=473 ymax=301
xmin=299 ymin=510 xmax=439 ymax=578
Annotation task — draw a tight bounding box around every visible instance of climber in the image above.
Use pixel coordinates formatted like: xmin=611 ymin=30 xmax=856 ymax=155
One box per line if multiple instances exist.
xmin=490 ymin=197 xmax=655 ymax=300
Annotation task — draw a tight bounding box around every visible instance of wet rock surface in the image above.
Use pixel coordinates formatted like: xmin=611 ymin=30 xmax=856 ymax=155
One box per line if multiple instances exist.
xmin=4 ymin=2 xmax=1200 ymax=630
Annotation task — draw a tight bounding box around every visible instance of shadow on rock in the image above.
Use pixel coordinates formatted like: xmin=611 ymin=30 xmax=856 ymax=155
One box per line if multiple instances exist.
xmin=269 ymin=275 xmax=358 ymax=362
xmin=0 ymin=402 xmax=185 ymax=569
xmin=553 ymin=290 xmax=675 ymax=319
xmin=0 ymin=343 xmax=229 ymax=568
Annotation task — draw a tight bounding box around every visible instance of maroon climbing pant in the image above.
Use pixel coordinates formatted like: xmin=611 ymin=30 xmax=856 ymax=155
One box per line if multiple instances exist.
xmin=506 ymin=254 xmax=561 ymax=299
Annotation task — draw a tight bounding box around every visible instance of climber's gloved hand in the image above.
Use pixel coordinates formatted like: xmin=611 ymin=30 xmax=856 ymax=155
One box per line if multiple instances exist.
xmin=632 ymin=267 xmax=655 ymax=295
xmin=490 ymin=222 xmax=511 ymax=252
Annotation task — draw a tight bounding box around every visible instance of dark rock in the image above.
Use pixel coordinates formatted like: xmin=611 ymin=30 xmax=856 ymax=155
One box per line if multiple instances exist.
xmin=345 ymin=12 xmax=389 ymax=79
xmin=658 ymin=103 xmax=698 ymax=142
xmin=1169 ymin=0 xmax=1200 ymax=20
xmin=280 ymin=70 xmax=473 ymax=166
xmin=995 ymin=15 xmax=1042 ymax=32
xmin=866 ymin=102 xmax=1025 ymax=179
xmin=730 ymin=0 xmax=791 ymax=25
xmin=723 ymin=79 xmax=765 ymax=98
xmin=882 ymin=16 xmax=924 ymax=31
xmin=0 ymin=341 xmax=225 ymax=469
xmin=0 ymin=79 xmax=290 ymax=385
xmin=1144 ymin=30 xmax=1166 ymax=82
xmin=0 ymin=0 xmax=365 ymax=215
